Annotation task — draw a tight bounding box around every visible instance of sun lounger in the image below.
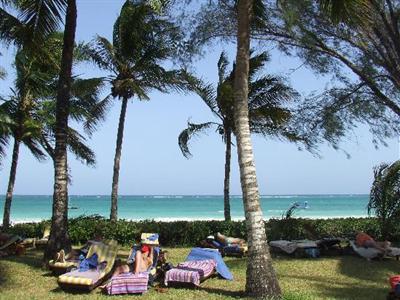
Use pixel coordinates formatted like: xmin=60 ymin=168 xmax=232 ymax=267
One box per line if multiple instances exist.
xmin=269 ymin=240 xmax=320 ymax=258
xmin=48 ymin=240 xmax=116 ymax=275
xmin=105 ymin=234 xmax=161 ymax=295
xmin=58 ymin=240 xmax=118 ymax=291
xmin=106 ymin=272 xmax=149 ymax=295
xmin=164 ymin=247 xmax=233 ymax=288
xmin=186 ymin=247 xmax=233 ymax=280
xmin=350 ymin=241 xmax=400 ymax=260
xmin=0 ymin=235 xmax=21 ymax=251
xmin=349 ymin=241 xmax=382 ymax=259
xmin=199 ymin=235 xmax=248 ymax=257
xmin=164 ymin=259 xmax=216 ymax=287
xmin=34 ymin=226 xmax=50 ymax=249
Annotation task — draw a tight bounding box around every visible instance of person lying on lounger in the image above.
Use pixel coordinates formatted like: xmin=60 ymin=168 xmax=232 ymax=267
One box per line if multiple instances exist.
xmin=112 ymin=244 xmax=154 ymax=276
xmin=54 ymin=233 xmax=104 ymax=263
xmin=216 ymin=232 xmax=245 ymax=246
xmin=356 ymin=232 xmax=391 ymax=253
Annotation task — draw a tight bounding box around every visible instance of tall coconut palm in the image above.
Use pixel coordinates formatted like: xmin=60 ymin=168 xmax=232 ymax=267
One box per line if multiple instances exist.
xmin=0 ymin=39 xmax=108 ymax=228
xmin=84 ymin=0 xmax=186 ymax=222
xmin=233 ymin=0 xmax=281 ymax=297
xmin=179 ymin=51 xmax=303 ymax=221
xmin=44 ymin=0 xmax=77 ymax=260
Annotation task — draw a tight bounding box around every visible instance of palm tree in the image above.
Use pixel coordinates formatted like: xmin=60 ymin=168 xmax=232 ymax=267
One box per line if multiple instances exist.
xmin=0 ymin=0 xmax=70 ymax=232
xmin=179 ymin=51 xmax=302 ymax=221
xmin=44 ymin=0 xmax=77 ymax=260
xmin=233 ymin=0 xmax=281 ymax=297
xmin=84 ymin=0 xmax=186 ymax=222
xmin=0 ymin=34 xmax=108 ymax=228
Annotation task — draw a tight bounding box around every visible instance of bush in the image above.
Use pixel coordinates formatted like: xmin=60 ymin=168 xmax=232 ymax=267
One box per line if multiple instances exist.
xmin=4 ymin=215 xmax=390 ymax=246
xmin=369 ymin=161 xmax=400 ymax=239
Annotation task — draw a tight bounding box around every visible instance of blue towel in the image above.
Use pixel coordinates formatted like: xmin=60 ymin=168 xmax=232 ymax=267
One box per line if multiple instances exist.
xmin=147 ymin=233 xmax=159 ymax=241
xmin=79 ymin=253 xmax=98 ymax=272
xmin=211 ymin=240 xmax=225 ymax=248
xmin=223 ymin=245 xmax=241 ymax=254
xmin=185 ymin=247 xmax=233 ymax=280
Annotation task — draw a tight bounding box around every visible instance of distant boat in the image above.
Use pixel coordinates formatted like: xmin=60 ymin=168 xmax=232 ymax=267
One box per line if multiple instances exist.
xmin=68 ymin=206 xmax=79 ymax=210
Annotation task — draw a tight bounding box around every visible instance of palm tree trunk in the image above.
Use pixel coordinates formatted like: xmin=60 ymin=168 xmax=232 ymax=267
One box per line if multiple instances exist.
xmin=110 ymin=96 xmax=128 ymax=222
xmin=44 ymin=0 xmax=77 ymax=261
xmin=223 ymin=128 xmax=232 ymax=221
xmin=2 ymin=138 xmax=21 ymax=228
xmin=233 ymin=0 xmax=281 ymax=298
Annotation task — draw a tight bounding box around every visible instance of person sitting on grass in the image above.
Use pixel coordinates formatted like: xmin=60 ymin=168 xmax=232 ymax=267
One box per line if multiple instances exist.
xmin=356 ymin=231 xmax=391 ymax=254
xmin=112 ymin=244 xmax=154 ymax=276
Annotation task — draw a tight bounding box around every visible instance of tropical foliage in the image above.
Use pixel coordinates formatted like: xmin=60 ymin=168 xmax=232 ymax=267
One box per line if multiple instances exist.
xmin=369 ymin=161 xmax=400 ymax=239
xmin=0 ymin=33 xmax=108 ymax=228
xmin=5 ymin=215 xmax=383 ymax=247
xmin=179 ymin=51 xmax=305 ymax=221
xmin=84 ymin=0 xmax=186 ymax=221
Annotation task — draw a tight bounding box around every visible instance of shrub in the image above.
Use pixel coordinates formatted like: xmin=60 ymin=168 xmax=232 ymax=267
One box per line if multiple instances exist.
xmin=4 ymin=216 xmax=389 ymax=246
xmin=369 ymin=161 xmax=400 ymax=239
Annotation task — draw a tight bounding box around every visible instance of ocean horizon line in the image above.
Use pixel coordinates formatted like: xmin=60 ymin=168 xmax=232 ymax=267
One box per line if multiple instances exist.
xmin=3 ymin=193 xmax=370 ymax=197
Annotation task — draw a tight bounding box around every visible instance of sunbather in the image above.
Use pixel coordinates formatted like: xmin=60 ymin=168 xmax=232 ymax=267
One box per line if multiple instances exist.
xmin=216 ymin=232 xmax=245 ymax=246
xmin=112 ymin=244 xmax=154 ymax=276
xmin=356 ymin=232 xmax=391 ymax=253
xmin=54 ymin=233 xmax=104 ymax=263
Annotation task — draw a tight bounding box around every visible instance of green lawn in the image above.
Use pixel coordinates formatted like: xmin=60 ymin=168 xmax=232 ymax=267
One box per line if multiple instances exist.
xmin=0 ymin=247 xmax=396 ymax=300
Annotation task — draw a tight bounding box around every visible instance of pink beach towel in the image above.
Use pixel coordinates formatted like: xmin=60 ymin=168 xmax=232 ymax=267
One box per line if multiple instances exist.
xmin=106 ymin=272 xmax=149 ymax=295
xmin=164 ymin=259 xmax=216 ymax=286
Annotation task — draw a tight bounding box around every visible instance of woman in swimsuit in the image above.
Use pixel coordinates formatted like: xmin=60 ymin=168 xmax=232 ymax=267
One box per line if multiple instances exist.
xmin=112 ymin=244 xmax=154 ymax=276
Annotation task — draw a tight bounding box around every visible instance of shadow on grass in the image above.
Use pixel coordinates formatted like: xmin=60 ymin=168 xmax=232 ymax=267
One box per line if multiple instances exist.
xmin=281 ymin=272 xmax=388 ymax=299
xmin=338 ymin=255 xmax=399 ymax=282
xmin=1 ymin=249 xmax=43 ymax=269
xmin=0 ymin=262 xmax=10 ymax=288
xmin=279 ymin=256 xmax=395 ymax=300
xmin=200 ymin=286 xmax=245 ymax=298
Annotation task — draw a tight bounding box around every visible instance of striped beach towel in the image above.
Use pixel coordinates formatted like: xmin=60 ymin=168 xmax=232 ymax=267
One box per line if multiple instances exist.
xmin=106 ymin=272 xmax=149 ymax=295
xmin=164 ymin=259 xmax=216 ymax=286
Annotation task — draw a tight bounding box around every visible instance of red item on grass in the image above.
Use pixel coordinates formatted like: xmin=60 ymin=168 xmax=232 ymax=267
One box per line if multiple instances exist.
xmin=390 ymin=275 xmax=400 ymax=290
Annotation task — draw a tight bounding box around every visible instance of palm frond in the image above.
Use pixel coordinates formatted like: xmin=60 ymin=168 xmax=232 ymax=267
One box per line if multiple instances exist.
xmin=67 ymin=127 xmax=96 ymax=166
xmin=248 ymin=75 xmax=299 ymax=110
xmin=22 ymin=136 xmax=46 ymax=161
xmin=0 ymin=6 xmax=25 ymax=46
xmin=248 ymin=51 xmax=270 ymax=82
xmin=82 ymin=36 xmax=119 ymax=73
xmin=83 ymin=94 xmax=113 ymax=135
xmin=178 ymin=121 xmax=216 ymax=158
xmin=18 ymin=0 xmax=67 ymax=39
xmin=217 ymin=51 xmax=229 ymax=85
xmin=182 ymin=73 xmax=220 ymax=118
xmin=369 ymin=161 xmax=400 ymax=238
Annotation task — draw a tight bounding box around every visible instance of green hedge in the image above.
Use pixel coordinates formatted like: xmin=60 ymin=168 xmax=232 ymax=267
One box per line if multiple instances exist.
xmin=5 ymin=216 xmax=389 ymax=247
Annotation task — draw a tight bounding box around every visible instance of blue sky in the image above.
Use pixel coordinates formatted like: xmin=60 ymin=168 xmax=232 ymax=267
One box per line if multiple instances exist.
xmin=0 ymin=0 xmax=398 ymax=196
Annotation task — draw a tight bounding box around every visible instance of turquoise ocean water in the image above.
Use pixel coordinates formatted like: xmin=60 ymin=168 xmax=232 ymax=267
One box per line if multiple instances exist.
xmin=0 ymin=194 xmax=370 ymax=224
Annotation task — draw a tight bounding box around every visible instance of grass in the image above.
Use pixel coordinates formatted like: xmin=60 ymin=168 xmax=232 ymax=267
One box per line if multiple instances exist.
xmin=0 ymin=247 xmax=397 ymax=299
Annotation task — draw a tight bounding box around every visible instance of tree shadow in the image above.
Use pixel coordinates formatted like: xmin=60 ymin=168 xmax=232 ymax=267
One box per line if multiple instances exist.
xmin=199 ymin=286 xmax=246 ymax=298
xmin=1 ymin=249 xmax=43 ymax=269
xmin=338 ymin=255 xmax=399 ymax=282
xmin=281 ymin=272 xmax=388 ymax=299
xmin=0 ymin=262 xmax=9 ymax=288
xmin=279 ymin=256 xmax=396 ymax=299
